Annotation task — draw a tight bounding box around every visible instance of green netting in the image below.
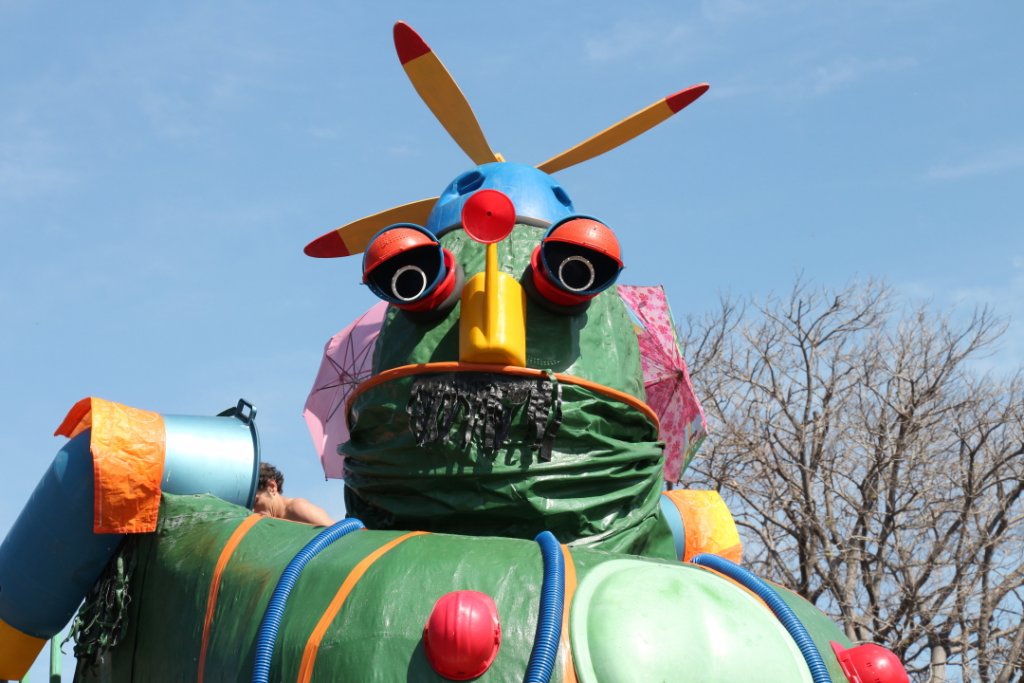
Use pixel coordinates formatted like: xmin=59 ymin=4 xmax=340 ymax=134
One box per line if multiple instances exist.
xmin=66 ymin=539 xmax=135 ymax=671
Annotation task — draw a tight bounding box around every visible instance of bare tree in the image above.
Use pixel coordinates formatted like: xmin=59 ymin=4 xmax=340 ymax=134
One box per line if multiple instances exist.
xmin=679 ymin=280 xmax=1024 ymax=682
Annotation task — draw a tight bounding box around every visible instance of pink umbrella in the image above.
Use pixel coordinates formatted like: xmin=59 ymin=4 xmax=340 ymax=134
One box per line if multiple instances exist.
xmin=617 ymin=285 xmax=707 ymax=482
xmin=304 ymin=302 xmax=388 ymax=478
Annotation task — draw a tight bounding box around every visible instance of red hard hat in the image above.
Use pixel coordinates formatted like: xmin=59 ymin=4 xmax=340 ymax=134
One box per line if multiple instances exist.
xmin=423 ymin=590 xmax=502 ymax=681
xmin=831 ymin=642 xmax=910 ymax=683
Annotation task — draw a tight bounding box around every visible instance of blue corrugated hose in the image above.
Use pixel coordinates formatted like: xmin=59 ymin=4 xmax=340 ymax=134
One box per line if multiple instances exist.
xmin=690 ymin=553 xmax=831 ymax=683
xmin=524 ymin=530 xmax=565 ymax=683
xmin=251 ymin=518 xmax=365 ymax=683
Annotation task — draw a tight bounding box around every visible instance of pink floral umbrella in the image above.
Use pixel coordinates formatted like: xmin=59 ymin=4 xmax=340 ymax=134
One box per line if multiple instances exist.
xmin=617 ymin=285 xmax=707 ymax=482
xmin=303 ymin=302 xmax=388 ymax=478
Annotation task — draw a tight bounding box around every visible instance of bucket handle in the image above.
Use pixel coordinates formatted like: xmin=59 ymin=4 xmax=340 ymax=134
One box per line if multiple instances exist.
xmin=218 ymin=398 xmax=257 ymax=426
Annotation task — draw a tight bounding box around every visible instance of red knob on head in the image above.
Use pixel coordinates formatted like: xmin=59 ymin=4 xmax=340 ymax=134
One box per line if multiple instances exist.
xmin=423 ymin=590 xmax=501 ymax=681
xmin=461 ymin=189 xmax=516 ymax=244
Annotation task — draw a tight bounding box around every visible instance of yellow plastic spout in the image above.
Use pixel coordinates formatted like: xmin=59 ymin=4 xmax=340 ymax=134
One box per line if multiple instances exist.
xmin=459 ymin=242 xmax=526 ymax=366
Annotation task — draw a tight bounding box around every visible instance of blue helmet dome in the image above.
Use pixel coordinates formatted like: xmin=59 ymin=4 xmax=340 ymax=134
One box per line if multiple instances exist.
xmin=426 ymin=162 xmax=576 ymax=236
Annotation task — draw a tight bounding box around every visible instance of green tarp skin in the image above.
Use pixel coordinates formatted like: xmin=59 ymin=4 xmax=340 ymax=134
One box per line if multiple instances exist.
xmin=343 ymin=379 xmax=674 ymax=558
xmin=77 ymin=494 xmax=853 ymax=682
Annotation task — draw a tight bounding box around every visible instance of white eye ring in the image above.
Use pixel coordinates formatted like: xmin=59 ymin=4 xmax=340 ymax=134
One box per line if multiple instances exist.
xmin=557 ymin=255 xmax=596 ymax=292
xmin=391 ymin=265 xmax=428 ymax=301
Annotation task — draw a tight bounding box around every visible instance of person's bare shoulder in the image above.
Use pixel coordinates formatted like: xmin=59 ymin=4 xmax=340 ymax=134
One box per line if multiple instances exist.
xmin=284 ymin=497 xmax=335 ymax=527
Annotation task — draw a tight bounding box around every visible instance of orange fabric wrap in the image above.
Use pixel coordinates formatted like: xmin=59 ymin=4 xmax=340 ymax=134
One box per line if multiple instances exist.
xmin=663 ymin=489 xmax=743 ymax=564
xmin=55 ymin=397 xmax=166 ymax=534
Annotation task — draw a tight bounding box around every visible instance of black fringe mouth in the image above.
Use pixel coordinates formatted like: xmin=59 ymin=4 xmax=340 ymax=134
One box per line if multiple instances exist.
xmin=406 ymin=372 xmax=563 ymax=460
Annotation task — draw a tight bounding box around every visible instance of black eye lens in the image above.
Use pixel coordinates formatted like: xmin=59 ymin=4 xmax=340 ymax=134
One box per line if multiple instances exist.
xmin=541 ymin=242 xmax=621 ymax=295
xmin=365 ymin=245 xmax=441 ymax=303
xmin=390 ymin=265 xmax=428 ymax=301
xmin=361 ymin=224 xmax=463 ymax=316
xmin=527 ymin=216 xmax=623 ymax=313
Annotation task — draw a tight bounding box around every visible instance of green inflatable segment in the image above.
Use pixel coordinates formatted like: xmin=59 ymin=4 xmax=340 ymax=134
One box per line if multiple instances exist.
xmin=373 ymin=225 xmax=647 ymax=400
xmin=74 ymin=495 xmax=862 ymax=682
xmin=569 ymin=559 xmax=814 ymax=683
xmin=343 ymin=378 xmax=674 ymax=558
xmin=76 ymin=495 xmax=558 ymax=682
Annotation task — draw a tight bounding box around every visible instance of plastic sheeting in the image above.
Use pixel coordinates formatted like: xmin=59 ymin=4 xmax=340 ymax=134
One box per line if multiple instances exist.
xmin=54 ymin=397 xmax=165 ymax=534
xmin=343 ymin=378 xmax=673 ymax=559
xmin=82 ymin=494 xmax=555 ymax=682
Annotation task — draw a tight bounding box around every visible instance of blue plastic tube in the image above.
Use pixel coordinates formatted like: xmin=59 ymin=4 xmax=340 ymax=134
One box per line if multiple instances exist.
xmin=523 ymin=530 xmax=565 ymax=683
xmin=690 ymin=553 xmax=831 ymax=683
xmin=251 ymin=518 xmax=364 ymax=683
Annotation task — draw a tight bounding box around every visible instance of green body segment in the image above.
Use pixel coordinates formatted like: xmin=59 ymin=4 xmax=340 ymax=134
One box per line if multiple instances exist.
xmin=81 ymin=494 xmax=850 ymax=683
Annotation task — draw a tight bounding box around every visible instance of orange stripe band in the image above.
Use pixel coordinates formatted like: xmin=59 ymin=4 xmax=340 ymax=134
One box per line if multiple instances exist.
xmin=197 ymin=514 xmax=263 ymax=682
xmin=347 ymin=362 xmax=659 ymax=429
xmin=296 ymin=531 xmax=428 ymax=683
xmin=559 ymin=544 xmax=579 ymax=683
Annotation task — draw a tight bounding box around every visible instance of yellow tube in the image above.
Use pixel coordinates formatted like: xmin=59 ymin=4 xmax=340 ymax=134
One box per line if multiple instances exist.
xmin=459 ymin=242 xmax=526 ymax=366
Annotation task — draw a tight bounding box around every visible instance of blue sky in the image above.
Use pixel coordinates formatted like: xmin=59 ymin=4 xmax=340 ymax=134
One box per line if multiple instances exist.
xmin=2 ymin=1 xmax=1022 ymax=677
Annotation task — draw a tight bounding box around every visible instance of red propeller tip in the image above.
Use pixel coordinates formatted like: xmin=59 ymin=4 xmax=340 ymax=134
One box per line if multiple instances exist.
xmin=393 ymin=21 xmax=431 ymax=65
xmin=304 ymin=231 xmax=350 ymax=258
xmin=666 ymin=83 xmax=710 ymax=113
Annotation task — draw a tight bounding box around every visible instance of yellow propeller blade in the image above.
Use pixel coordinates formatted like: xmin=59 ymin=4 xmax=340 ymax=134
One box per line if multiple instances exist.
xmin=394 ymin=21 xmax=500 ymax=166
xmin=536 ymin=84 xmax=710 ymax=174
xmin=304 ymin=197 xmax=438 ymax=258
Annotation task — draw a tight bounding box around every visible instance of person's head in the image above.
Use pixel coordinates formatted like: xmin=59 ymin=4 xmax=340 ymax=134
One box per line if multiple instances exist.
xmin=254 ymin=462 xmax=284 ymax=515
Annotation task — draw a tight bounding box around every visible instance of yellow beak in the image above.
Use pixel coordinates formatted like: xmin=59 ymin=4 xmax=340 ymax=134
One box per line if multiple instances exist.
xmin=458 ymin=241 xmax=526 ymax=366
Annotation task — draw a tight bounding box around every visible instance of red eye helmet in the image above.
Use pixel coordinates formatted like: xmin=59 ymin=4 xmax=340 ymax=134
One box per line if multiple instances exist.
xmin=530 ymin=215 xmax=623 ymax=308
xmin=362 ymin=224 xmax=460 ymax=312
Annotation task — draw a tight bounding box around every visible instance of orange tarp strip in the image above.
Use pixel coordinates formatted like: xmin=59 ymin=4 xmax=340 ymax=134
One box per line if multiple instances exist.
xmin=197 ymin=514 xmax=263 ymax=683
xmin=54 ymin=397 xmax=166 ymax=534
xmin=347 ymin=361 xmax=660 ymax=429
xmin=297 ymin=531 xmax=427 ymax=683
xmin=558 ymin=544 xmax=579 ymax=683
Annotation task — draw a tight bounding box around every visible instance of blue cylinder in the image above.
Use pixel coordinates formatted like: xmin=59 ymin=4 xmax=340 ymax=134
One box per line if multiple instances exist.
xmin=163 ymin=412 xmax=260 ymax=508
xmin=0 ymin=403 xmax=260 ymax=641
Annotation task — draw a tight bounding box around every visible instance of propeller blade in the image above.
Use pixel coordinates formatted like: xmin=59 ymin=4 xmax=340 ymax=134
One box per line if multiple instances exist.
xmin=304 ymin=197 xmax=438 ymax=258
xmin=536 ymin=83 xmax=710 ymax=174
xmin=394 ymin=21 xmax=500 ymax=166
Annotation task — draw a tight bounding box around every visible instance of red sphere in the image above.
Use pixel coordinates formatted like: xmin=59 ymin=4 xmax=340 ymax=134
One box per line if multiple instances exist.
xmin=423 ymin=590 xmax=501 ymax=680
xmin=831 ymin=641 xmax=910 ymax=683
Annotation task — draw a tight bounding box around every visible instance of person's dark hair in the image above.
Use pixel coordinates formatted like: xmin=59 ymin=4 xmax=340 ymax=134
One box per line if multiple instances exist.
xmin=258 ymin=462 xmax=284 ymax=494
